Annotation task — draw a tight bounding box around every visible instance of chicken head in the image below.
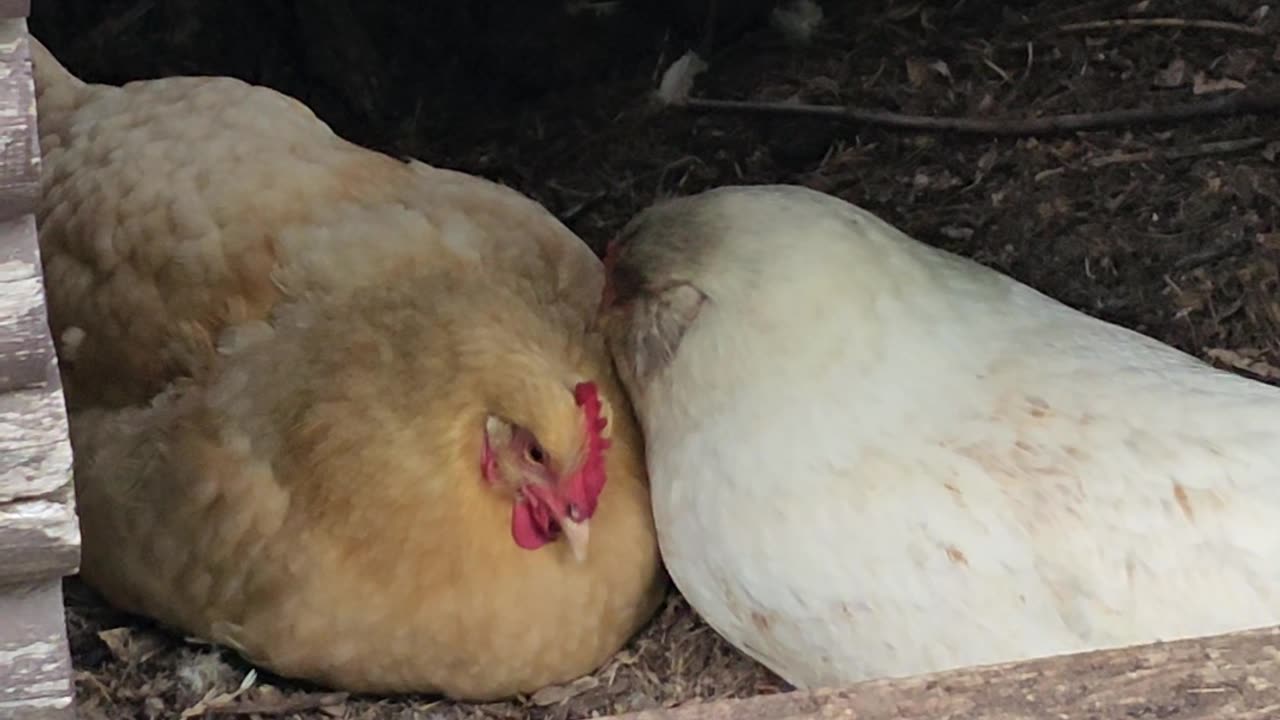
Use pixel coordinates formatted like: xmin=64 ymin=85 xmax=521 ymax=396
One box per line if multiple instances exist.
xmin=482 ymin=381 xmax=611 ymax=561
xmin=599 ymin=219 xmax=711 ymax=400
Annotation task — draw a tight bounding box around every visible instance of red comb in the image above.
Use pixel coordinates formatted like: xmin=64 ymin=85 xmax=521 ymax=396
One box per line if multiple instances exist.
xmin=570 ymin=381 xmax=610 ymax=515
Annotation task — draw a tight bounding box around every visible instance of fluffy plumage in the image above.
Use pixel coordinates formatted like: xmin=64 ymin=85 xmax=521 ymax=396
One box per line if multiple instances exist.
xmin=32 ymin=36 xmax=664 ymax=699
xmin=598 ymin=183 xmax=1280 ymax=689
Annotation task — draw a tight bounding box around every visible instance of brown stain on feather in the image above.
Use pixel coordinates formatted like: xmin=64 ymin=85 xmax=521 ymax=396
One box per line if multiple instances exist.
xmin=1172 ymin=482 xmax=1195 ymax=522
xmin=1026 ymin=394 xmax=1051 ymax=418
xmin=942 ymin=481 xmax=964 ymax=506
xmin=944 ymin=545 xmax=969 ymax=566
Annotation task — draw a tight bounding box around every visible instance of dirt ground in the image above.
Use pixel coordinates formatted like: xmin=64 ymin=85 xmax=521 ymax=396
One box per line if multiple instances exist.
xmin=29 ymin=0 xmax=1280 ymax=718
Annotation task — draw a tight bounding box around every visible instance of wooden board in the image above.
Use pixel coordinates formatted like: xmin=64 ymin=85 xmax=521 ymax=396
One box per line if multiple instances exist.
xmin=0 ymin=580 xmax=75 ymax=720
xmin=0 ymin=0 xmax=28 ymax=22
xmin=0 ymin=15 xmax=39 ymax=223
xmin=601 ymin=624 xmax=1280 ymax=720
xmin=0 ymin=15 xmax=78 ymax=720
xmin=0 ymin=21 xmax=78 ymax=589
xmin=0 ymin=217 xmax=57 ymax=392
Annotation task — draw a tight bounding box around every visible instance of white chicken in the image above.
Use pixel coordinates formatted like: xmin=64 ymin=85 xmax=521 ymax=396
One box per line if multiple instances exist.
xmin=597 ymin=183 xmax=1280 ymax=689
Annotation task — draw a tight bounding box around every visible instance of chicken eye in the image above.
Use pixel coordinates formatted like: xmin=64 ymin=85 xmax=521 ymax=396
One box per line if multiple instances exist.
xmin=526 ymin=444 xmax=546 ymax=465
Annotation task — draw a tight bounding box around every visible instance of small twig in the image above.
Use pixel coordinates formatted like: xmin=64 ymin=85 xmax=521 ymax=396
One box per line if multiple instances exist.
xmin=200 ymin=692 xmax=350 ymax=717
xmin=1171 ymin=240 xmax=1247 ymax=273
xmin=1043 ymin=0 xmax=1140 ymax=24
xmin=673 ymin=89 xmax=1280 ymax=137
xmin=559 ymin=190 xmax=610 ymax=222
xmin=1205 ymin=348 xmax=1280 ymax=384
xmin=81 ymin=0 xmax=157 ymax=50
xmin=1055 ymin=18 xmax=1268 ymax=39
xmin=1088 ymin=137 xmax=1266 ymax=167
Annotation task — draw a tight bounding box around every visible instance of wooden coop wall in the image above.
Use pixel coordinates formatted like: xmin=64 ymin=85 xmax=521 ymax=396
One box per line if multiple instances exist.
xmin=0 ymin=1 xmax=81 ymax=718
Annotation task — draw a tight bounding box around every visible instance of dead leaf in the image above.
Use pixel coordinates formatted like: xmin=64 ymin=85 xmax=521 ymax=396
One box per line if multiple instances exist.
xmin=530 ymin=676 xmax=600 ymax=706
xmin=1192 ymin=72 xmax=1246 ymax=95
xmin=179 ymin=669 xmax=258 ymax=718
xmin=1153 ymin=59 xmax=1188 ymax=88
xmin=97 ymin=627 xmax=165 ymax=665
xmin=806 ymin=75 xmax=841 ymax=97
xmin=1206 ymin=348 xmax=1280 ymax=380
xmin=1220 ymin=50 xmax=1259 ymax=81
xmin=977 ymin=146 xmax=999 ymax=173
xmin=905 ymin=57 xmax=929 ymax=88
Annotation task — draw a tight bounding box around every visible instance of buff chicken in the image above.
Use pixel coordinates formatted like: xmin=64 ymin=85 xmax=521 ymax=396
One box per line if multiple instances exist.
xmin=597 ymin=183 xmax=1280 ymax=689
xmin=31 ymin=36 xmax=664 ymax=700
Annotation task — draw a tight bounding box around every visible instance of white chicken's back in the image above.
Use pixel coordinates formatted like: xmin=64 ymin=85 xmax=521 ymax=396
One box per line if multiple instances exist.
xmin=608 ymin=184 xmax=1280 ymax=688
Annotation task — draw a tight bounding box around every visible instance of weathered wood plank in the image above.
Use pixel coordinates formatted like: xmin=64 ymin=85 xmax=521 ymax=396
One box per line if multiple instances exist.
xmin=0 ymin=579 xmax=74 ymax=720
xmin=0 ymin=19 xmax=38 ymax=222
xmin=0 ymin=215 xmax=57 ymax=393
xmin=0 ymin=484 xmax=78 ymax=587
xmin=0 ymin=1 xmax=28 ymax=21
xmin=0 ymin=9 xmax=74 ymax=717
xmin=0 ymin=377 xmax=77 ymax=586
xmin=0 ymin=382 xmax=74 ymax=505
xmin=603 ymin=625 xmax=1280 ymax=720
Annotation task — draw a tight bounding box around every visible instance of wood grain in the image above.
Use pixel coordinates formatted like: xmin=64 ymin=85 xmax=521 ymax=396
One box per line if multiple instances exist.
xmin=0 ymin=478 xmax=78 ymax=587
xmin=0 ymin=11 xmax=78 ymax=718
xmin=0 ymin=377 xmax=75 ymax=501
xmin=0 ymin=1 xmax=29 ymax=21
xmin=0 ymin=215 xmax=57 ymax=393
xmin=601 ymin=625 xmax=1280 ymax=720
xmin=0 ymin=579 xmax=75 ymax=720
xmin=0 ymin=19 xmax=39 ymax=223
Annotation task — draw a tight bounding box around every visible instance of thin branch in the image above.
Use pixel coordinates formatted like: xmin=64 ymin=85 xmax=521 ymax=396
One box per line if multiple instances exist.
xmin=1055 ymin=17 xmax=1269 ymax=39
xmin=559 ymin=189 xmax=609 ymax=222
xmin=672 ymin=89 xmax=1280 ymax=137
xmin=82 ymin=0 xmax=157 ymax=50
xmin=1088 ymin=137 xmax=1266 ymax=167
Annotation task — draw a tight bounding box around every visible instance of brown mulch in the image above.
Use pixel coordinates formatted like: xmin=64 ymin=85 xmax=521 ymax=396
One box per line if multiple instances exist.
xmin=32 ymin=0 xmax=1280 ymax=718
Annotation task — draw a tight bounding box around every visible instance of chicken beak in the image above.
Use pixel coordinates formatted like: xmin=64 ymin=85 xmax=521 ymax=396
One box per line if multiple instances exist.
xmin=560 ymin=518 xmax=590 ymax=563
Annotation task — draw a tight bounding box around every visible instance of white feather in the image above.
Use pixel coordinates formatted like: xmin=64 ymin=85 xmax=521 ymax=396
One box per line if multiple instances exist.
xmin=655 ymin=51 xmax=709 ymax=107
xmin=629 ymin=184 xmax=1280 ymax=689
